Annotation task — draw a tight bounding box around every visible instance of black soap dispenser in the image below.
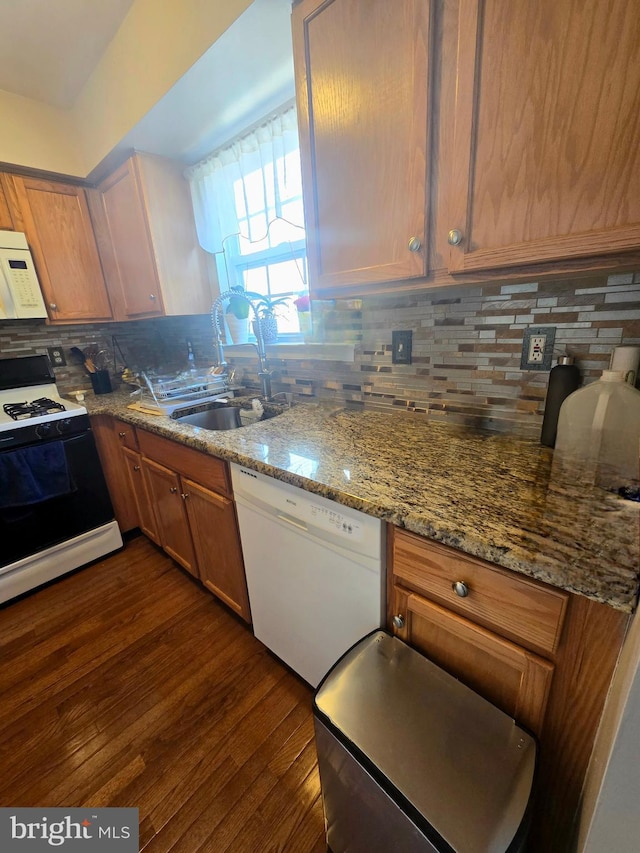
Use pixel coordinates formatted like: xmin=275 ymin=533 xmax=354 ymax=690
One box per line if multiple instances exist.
xmin=541 ymin=355 xmax=581 ymax=447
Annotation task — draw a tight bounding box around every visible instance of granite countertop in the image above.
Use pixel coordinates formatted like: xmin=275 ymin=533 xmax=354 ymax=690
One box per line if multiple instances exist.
xmin=85 ymin=389 xmax=640 ymax=613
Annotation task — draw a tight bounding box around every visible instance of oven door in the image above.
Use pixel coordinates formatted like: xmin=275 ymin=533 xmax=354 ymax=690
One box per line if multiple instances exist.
xmin=0 ymin=430 xmax=115 ymax=568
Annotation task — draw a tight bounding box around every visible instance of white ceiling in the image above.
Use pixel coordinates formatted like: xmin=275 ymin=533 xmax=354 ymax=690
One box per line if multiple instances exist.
xmin=0 ymin=0 xmax=295 ymax=169
xmin=121 ymin=0 xmax=295 ymax=165
xmin=0 ymin=0 xmax=134 ymax=107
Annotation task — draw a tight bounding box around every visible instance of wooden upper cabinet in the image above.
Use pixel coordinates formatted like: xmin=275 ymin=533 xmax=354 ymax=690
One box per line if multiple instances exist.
xmin=6 ymin=176 xmax=113 ymax=322
xmin=293 ymin=0 xmax=432 ymax=295
xmin=92 ymin=153 xmax=211 ymax=321
xmin=448 ymin=0 xmax=640 ymax=274
xmin=0 ymin=177 xmax=17 ymax=230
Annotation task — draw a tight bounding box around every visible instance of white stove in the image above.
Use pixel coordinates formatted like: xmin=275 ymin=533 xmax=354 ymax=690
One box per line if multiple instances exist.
xmin=0 ymin=354 xmax=122 ymax=605
xmin=0 ymin=382 xmax=86 ymax=433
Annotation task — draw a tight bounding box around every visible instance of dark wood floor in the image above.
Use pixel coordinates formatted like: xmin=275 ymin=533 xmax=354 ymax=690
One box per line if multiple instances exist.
xmin=0 ymin=535 xmax=326 ymax=852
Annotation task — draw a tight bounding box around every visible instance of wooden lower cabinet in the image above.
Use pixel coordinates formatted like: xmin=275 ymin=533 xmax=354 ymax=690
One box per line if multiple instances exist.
xmin=390 ymin=527 xmax=628 ymax=852
xmin=136 ymin=429 xmax=250 ymax=623
xmin=394 ymin=588 xmax=554 ymax=735
xmin=141 ymin=456 xmax=198 ymax=578
xmin=91 ymin=415 xmax=138 ymax=533
xmin=121 ymin=447 xmax=159 ymax=544
xmin=91 ymin=416 xmax=250 ymax=622
xmin=183 ymin=478 xmax=251 ymax=621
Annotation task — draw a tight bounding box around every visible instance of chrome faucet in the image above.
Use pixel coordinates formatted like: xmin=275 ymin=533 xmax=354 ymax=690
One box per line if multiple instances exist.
xmin=211 ymin=291 xmax=273 ymax=400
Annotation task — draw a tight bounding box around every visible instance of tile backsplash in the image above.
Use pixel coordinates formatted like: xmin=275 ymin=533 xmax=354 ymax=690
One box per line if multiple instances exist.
xmin=271 ymin=271 xmax=640 ymax=437
xmin=1 ymin=270 xmax=638 ymax=438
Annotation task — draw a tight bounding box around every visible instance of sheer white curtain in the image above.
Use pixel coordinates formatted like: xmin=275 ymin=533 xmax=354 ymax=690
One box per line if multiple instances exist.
xmin=186 ymin=104 xmax=304 ymax=256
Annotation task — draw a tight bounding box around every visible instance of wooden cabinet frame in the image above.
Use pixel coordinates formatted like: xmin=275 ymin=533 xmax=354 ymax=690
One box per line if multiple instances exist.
xmin=448 ymin=0 xmax=640 ymax=275
xmin=293 ymin=0 xmax=432 ymax=294
xmin=388 ymin=524 xmax=629 ymax=850
xmin=3 ymin=174 xmax=113 ymax=322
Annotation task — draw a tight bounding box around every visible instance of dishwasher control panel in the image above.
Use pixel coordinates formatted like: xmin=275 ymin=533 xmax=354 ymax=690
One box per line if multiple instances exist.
xmin=231 ymin=463 xmax=382 ymax=560
xmin=309 ymin=503 xmax=364 ymax=541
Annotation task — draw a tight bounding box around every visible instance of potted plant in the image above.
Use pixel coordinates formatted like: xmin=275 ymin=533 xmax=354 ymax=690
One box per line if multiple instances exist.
xmin=225 ymin=286 xmax=250 ymax=344
xmin=294 ymin=294 xmax=312 ymax=340
xmin=248 ymin=294 xmax=290 ymax=344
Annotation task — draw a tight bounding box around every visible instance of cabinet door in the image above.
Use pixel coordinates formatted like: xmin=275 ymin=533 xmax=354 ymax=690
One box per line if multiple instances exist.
xmin=448 ymin=0 xmax=640 ymax=274
xmin=121 ymin=447 xmax=160 ymax=544
xmin=96 ymin=158 xmax=164 ymax=319
xmin=183 ymin=478 xmax=251 ymax=622
xmin=142 ymin=457 xmax=198 ymax=577
xmin=113 ymin=420 xmax=139 ymax=451
xmin=90 ymin=415 xmax=138 ymax=533
xmin=393 ymin=587 xmax=554 ymax=735
xmin=293 ymin=0 xmax=431 ymax=294
xmin=393 ymin=529 xmax=568 ymax=657
xmin=9 ymin=176 xmax=113 ymax=322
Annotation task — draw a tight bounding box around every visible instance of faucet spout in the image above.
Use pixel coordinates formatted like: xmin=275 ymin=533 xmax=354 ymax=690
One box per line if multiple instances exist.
xmin=258 ymin=370 xmax=272 ymax=400
xmin=210 ymin=291 xmax=271 ymax=399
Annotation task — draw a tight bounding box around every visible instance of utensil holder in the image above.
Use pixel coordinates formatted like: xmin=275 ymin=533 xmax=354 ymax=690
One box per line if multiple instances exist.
xmin=90 ymin=370 xmax=112 ymax=395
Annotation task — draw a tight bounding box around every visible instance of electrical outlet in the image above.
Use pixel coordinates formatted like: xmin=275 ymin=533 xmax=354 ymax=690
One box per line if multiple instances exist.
xmin=47 ymin=346 xmax=66 ymax=367
xmin=392 ymin=330 xmax=412 ymax=365
xmin=528 ymin=335 xmax=547 ymax=363
xmin=520 ymin=327 xmax=555 ymax=371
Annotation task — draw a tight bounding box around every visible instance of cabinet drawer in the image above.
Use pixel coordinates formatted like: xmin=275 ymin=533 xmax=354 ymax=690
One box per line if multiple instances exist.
xmin=113 ymin=419 xmax=138 ymax=450
xmin=393 ymin=530 xmax=568 ymax=657
xmin=393 ymin=588 xmax=554 ymax=735
xmin=137 ymin=429 xmax=230 ymax=496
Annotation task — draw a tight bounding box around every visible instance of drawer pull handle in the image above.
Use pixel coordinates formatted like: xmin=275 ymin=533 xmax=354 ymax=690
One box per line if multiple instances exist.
xmin=169 ymin=486 xmax=178 ymax=494
xmin=133 ymin=465 xmax=140 ymax=472
xmin=181 ymin=493 xmax=190 ymax=501
xmin=452 ymin=580 xmax=469 ymax=598
xmin=118 ymin=432 xmax=126 ymax=438
xmin=392 ymin=614 xmax=405 ymax=630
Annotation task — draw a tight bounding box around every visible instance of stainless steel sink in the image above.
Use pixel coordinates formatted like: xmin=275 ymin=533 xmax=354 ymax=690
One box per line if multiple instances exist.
xmin=174 ymin=401 xmax=284 ymax=431
xmin=176 ymin=405 xmax=242 ymax=431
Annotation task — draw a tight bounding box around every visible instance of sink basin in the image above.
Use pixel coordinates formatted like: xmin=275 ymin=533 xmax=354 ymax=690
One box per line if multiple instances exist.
xmin=174 ymin=401 xmax=284 ymax=431
xmin=176 ymin=405 xmax=242 ymax=431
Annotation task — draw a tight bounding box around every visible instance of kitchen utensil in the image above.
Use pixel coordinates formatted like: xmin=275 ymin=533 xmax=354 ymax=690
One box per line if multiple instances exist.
xmin=69 ymin=346 xmax=86 ymax=363
xmin=70 ymin=346 xmax=96 ymax=373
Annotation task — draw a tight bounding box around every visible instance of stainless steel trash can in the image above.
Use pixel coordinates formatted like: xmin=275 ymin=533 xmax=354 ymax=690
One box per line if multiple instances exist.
xmin=313 ymin=631 xmax=537 ymax=853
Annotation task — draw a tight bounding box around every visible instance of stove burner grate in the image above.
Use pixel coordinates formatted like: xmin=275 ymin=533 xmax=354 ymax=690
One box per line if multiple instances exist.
xmin=3 ymin=397 xmax=66 ymax=421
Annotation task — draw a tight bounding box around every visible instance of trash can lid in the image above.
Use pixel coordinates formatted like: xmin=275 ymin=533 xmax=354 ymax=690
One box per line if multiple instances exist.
xmin=314 ymin=632 xmax=536 ymax=853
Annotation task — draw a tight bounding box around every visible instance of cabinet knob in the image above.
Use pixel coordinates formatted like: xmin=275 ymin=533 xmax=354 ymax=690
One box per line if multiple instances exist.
xmin=118 ymin=432 xmax=126 ymax=438
xmin=49 ymin=303 xmax=58 ymax=311
xmin=452 ymin=580 xmax=470 ymax=598
xmin=447 ymin=228 xmax=463 ymax=246
xmin=181 ymin=493 xmax=190 ymax=501
xmin=392 ymin=614 xmax=405 ymax=630
xmin=133 ymin=465 xmax=140 ymax=471
xmin=169 ymin=486 xmax=178 ymax=494
xmin=407 ymin=236 xmax=422 ymax=253
xmin=149 ymin=294 xmax=157 ymax=301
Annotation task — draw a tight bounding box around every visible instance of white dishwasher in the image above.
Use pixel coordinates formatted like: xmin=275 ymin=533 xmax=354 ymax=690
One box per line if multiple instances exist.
xmin=231 ymin=464 xmax=385 ymax=687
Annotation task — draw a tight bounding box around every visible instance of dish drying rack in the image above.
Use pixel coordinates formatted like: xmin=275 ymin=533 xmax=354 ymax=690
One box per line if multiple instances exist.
xmin=127 ymin=369 xmax=229 ymax=416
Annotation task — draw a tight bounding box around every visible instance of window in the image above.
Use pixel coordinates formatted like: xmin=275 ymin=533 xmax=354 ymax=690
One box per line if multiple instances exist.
xmin=187 ymin=104 xmax=308 ymax=337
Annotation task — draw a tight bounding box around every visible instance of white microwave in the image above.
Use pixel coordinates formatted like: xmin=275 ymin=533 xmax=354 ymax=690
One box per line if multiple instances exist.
xmin=0 ymin=230 xmax=47 ymax=319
